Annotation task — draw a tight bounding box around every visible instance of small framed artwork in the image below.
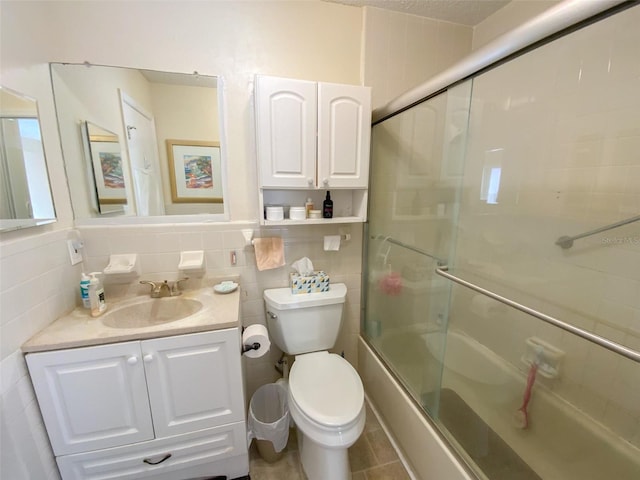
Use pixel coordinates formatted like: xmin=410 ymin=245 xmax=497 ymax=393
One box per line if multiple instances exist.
xmin=89 ymin=139 xmax=127 ymax=205
xmin=166 ymin=139 xmax=222 ymax=203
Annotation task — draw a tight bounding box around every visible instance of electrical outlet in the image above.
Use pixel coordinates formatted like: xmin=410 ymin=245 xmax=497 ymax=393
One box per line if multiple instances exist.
xmin=67 ymin=239 xmax=83 ymax=266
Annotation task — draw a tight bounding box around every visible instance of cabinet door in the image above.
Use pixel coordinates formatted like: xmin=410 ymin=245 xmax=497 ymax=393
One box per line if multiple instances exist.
xmin=318 ymin=82 xmax=372 ymax=188
xmin=142 ymin=329 xmax=244 ymax=438
xmin=26 ymin=342 xmax=154 ymax=456
xmin=256 ymin=75 xmax=317 ymax=188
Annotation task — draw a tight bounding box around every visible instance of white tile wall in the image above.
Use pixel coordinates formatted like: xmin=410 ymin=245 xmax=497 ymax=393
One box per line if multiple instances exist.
xmin=1 ymin=228 xmax=80 ymax=480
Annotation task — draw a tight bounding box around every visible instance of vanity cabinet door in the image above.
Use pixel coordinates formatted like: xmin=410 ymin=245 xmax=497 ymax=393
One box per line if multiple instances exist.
xmin=141 ymin=329 xmax=244 ymax=438
xmin=26 ymin=342 xmax=154 ymax=456
xmin=317 ymin=82 xmax=371 ymax=189
xmin=256 ymin=75 xmax=318 ymax=188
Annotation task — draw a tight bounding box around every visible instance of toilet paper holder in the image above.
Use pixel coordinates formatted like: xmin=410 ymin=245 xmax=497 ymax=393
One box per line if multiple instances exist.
xmin=241 ymin=325 xmax=270 ymax=357
xmin=243 ymin=342 xmax=261 ymax=353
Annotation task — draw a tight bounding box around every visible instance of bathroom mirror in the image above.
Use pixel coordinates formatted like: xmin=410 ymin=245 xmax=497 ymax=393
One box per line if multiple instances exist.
xmin=0 ymin=86 xmax=56 ymax=232
xmin=51 ymin=63 xmax=227 ymax=222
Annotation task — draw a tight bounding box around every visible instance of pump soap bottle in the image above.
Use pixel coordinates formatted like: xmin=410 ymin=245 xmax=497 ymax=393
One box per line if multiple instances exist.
xmin=88 ymin=272 xmax=107 ymax=317
xmin=323 ymin=191 xmax=333 ymax=218
xmin=80 ymin=273 xmax=91 ymax=309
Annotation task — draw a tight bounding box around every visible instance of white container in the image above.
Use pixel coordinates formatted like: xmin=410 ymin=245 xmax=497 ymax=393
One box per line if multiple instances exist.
xmin=309 ymin=209 xmax=322 ymax=219
xmin=266 ymin=206 xmax=284 ymax=221
xmin=290 ymin=207 xmax=306 ymax=221
xmin=88 ymin=272 xmax=107 ymax=317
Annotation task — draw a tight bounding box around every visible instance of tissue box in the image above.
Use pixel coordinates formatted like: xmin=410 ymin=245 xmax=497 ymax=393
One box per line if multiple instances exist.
xmin=290 ymin=271 xmax=330 ymax=294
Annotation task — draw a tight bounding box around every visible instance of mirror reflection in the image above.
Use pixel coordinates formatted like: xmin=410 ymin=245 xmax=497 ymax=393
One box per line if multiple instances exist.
xmin=83 ymin=121 xmax=126 ymax=215
xmin=50 ymin=63 xmax=225 ymax=220
xmin=0 ymin=86 xmax=56 ymax=231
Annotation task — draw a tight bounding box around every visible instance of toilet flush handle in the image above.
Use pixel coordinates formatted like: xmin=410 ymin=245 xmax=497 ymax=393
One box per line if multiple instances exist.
xmin=267 ymin=311 xmax=278 ymax=320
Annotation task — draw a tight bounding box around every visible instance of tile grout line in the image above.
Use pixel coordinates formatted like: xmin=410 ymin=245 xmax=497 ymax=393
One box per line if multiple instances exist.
xmin=364 ymin=394 xmax=419 ymax=480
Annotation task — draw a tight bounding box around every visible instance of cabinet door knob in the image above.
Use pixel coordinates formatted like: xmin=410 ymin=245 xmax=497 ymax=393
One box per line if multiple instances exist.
xmin=322 ymin=178 xmax=329 ymax=185
xmin=307 ymin=178 xmax=313 ymax=185
xmin=127 ymin=356 xmax=138 ymax=365
xmin=143 ymin=354 xmax=154 ymax=363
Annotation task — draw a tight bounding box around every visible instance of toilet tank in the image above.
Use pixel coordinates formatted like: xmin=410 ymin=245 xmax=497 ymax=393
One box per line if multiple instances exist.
xmin=263 ymin=284 xmax=347 ymax=355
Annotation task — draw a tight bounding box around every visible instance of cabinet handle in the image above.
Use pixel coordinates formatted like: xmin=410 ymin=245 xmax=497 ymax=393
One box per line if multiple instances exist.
xmin=126 ymin=356 xmax=138 ymax=365
xmin=322 ymin=178 xmax=329 ymax=185
xmin=143 ymin=453 xmax=172 ymax=465
xmin=307 ymin=178 xmax=313 ymax=185
xmin=143 ymin=354 xmax=154 ymax=363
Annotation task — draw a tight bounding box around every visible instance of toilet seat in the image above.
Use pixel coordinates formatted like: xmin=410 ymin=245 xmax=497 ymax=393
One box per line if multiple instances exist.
xmin=289 ymin=351 xmax=364 ymax=427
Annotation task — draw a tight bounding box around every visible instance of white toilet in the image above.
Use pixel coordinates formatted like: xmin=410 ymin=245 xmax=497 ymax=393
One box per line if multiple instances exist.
xmin=263 ymin=283 xmax=365 ymax=480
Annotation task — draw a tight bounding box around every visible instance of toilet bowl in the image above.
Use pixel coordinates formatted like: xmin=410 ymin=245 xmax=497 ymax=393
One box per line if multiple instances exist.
xmin=263 ymin=284 xmax=365 ymax=480
xmin=289 ymin=352 xmax=365 ymax=479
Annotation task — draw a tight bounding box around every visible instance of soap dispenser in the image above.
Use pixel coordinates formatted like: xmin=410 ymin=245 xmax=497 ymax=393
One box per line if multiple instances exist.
xmin=88 ymin=272 xmax=107 ymax=317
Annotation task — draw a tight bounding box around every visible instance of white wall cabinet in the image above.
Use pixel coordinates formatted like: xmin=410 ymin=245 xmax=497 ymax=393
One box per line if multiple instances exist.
xmin=255 ymin=74 xmax=372 ymax=225
xmin=26 ymin=329 xmax=248 ymax=480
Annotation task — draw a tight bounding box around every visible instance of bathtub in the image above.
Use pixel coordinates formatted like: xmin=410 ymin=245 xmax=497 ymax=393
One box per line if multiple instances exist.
xmin=360 ymin=329 xmax=640 ymax=480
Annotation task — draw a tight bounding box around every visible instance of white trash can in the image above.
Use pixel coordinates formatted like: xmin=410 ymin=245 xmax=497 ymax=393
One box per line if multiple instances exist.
xmin=248 ymin=383 xmax=290 ymax=463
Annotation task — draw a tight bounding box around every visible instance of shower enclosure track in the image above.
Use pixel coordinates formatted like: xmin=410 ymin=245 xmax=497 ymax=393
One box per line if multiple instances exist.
xmin=555 ymin=213 xmax=640 ymax=249
xmin=435 ymin=266 xmax=640 ymax=364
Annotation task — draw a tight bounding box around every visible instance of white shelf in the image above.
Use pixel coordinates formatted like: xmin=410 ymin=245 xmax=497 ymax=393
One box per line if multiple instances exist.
xmin=262 ymin=216 xmax=364 ymax=226
xmin=259 ymin=189 xmax=367 ymax=226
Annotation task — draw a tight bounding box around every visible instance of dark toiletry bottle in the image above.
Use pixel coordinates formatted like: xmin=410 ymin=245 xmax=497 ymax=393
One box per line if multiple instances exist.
xmin=323 ymin=191 xmax=333 ymax=218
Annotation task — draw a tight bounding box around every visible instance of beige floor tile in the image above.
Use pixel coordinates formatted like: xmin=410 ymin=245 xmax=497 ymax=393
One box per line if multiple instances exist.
xmin=366 ymin=429 xmax=398 ymax=464
xmin=364 ymin=404 xmax=382 ymax=433
xmin=365 ymin=461 xmax=411 ymax=480
xmin=250 ymin=403 xmax=411 ymax=480
xmin=249 ymin=449 xmax=303 ymax=480
xmin=348 ymin=435 xmax=379 ymax=471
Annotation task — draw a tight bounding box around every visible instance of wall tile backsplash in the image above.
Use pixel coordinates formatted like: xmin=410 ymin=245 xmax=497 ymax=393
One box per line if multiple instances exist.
xmin=78 ymin=222 xmax=364 ymax=400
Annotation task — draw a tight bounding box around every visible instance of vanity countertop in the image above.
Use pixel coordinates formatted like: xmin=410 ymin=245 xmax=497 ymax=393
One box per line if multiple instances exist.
xmin=22 ymin=287 xmax=241 ymax=353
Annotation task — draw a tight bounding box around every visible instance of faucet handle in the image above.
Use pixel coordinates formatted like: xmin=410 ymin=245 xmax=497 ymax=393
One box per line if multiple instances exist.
xmin=169 ymin=277 xmax=189 ymax=295
xmin=140 ymin=280 xmax=162 ymax=297
xmin=140 ymin=280 xmax=159 ymax=290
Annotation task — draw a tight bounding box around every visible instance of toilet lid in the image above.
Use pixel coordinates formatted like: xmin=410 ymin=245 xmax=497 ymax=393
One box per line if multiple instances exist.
xmin=289 ymin=352 xmax=363 ymax=427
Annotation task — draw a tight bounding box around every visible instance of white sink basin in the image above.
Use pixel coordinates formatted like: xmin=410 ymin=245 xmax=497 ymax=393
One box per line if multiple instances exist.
xmin=101 ymin=297 xmax=203 ymax=329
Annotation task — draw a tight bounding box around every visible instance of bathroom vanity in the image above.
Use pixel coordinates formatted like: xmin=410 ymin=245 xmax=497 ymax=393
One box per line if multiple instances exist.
xmin=22 ymin=287 xmax=249 ymax=480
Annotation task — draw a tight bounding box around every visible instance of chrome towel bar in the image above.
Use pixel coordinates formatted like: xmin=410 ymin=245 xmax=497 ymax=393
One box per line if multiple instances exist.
xmin=370 ymin=235 xmax=444 ymax=264
xmin=555 ymin=213 xmax=640 ymax=249
xmin=435 ymin=266 xmax=640 ymax=364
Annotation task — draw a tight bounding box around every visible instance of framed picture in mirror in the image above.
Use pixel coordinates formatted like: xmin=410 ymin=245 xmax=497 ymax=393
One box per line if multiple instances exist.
xmin=167 ymin=139 xmax=222 ymax=203
xmin=89 ymin=138 xmax=126 ymax=204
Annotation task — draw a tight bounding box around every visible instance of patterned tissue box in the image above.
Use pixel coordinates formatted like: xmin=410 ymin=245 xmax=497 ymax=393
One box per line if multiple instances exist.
xmin=289 ymin=271 xmax=330 ymax=294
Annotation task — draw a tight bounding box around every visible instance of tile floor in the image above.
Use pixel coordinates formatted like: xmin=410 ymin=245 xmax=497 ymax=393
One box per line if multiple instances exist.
xmin=249 ymin=402 xmax=412 ymax=480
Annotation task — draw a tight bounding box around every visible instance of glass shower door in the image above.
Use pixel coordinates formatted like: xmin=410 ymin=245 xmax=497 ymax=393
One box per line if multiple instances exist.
xmin=363 ymin=81 xmax=472 ymax=416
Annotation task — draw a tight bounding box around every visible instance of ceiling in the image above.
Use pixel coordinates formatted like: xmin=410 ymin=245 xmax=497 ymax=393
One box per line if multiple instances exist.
xmin=324 ymin=0 xmax=511 ymax=26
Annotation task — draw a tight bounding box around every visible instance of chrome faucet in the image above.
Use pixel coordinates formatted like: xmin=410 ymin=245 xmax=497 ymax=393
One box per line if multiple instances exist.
xmin=140 ymin=278 xmax=188 ymax=298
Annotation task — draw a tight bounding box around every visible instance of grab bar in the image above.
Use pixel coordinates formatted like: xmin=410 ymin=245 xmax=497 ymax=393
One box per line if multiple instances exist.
xmin=435 ymin=266 xmax=640 ymax=364
xmin=370 ymin=235 xmax=444 ymax=264
xmin=555 ymin=213 xmax=640 ymax=249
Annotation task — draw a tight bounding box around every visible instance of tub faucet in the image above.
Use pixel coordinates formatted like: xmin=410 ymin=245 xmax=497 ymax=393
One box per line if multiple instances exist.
xmin=140 ymin=278 xmax=188 ymax=298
